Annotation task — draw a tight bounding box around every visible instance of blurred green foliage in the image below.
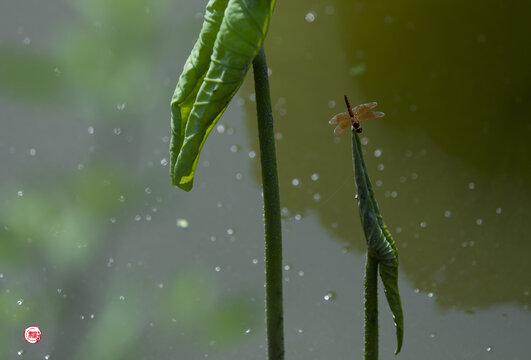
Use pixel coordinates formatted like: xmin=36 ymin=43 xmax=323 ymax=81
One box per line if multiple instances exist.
xmin=0 ymin=1 xmax=257 ymax=358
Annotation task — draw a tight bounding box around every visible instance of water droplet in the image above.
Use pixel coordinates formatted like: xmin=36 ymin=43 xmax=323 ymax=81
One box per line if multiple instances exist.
xmin=45 ymin=354 xmax=51 ymax=359
xmin=297 ymin=328 xmax=304 ymax=334
xmin=161 ymin=136 xmax=169 ymax=143
xmin=145 ymin=215 xmax=152 ymax=221
xmin=411 ymin=172 xmax=418 ymax=180
xmin=226 ymin=228 xmax=234 ymax=235
xmin=323 ymin=291 xmax=336 ymax=301
xmin=361 ymin=137 xmax=369 ymax=145
xmin=420 ymin=221 xmax=427 ymax=228
xmin=158 ymin=283 xmax=164 ymax=288
xmin=327 ymin=100 xmax=336 ymax=108
xmin=495 ymin=207 xmax=502 ymax=214
xmin=90 ymin=314 xmax=94 ymax=319
xmin=311 ymin=173 xmax=319 ymax=181
xmin=294 ymin=214 xmax=302 ymax=221
xmin=17 ymin=298 xmax=23 ymax=305
xmin=110 ymin=217 xmax=117 ymax=223
xmin=113 ymin=128 xmax=121 ymax=135
xmin=119 ymin=295 xmax=125 ymax=300
xmin=160 ymin=158 xmax=168 ymax=166
xmin=399 ymin=176 xmax=407 ymax=183
xmin=18 ymin=349 xmax=24 ymax=356
xmin=0 ymin=273 xmax=3 ymax=278
xmin=444 ymin=210 xmax=452 ymax=217
xmin=216 ymin=124 xmax=225 ymax=134
xmin=486 ymin=346 xmax=492 ymax=352
xmin=305 ymin=11 xmax=316 ymax=23
xmin=325 ymin=6 xmax=335 ymax=15
xmin=244 ymin=328 xmax=251 ymax=334
xmin=80 ymin=314 xmax=85 ymax=320
xmin=298 ymin=271 xmax=304 ymax=277
xmin=176 ymin=218 xmax=189 ymax=228
xmin=476 ymin=218 xmax=483 ymax=225
xmin=215 ymin=266 xmax=221 ymax=272
xmin=291 ymin=178 xmax=300 ymax=186
xmin=134 ymin=214 xmax=141 ymax=221
xmin=17 ymin=190 xmax=23 ymax=197
xmin=252 ymin=258 xmax=258 ymax=265
xmin=210 ymin=236 xmax=216 ymax=242
xmin=375 ymin=180 xmax=383 ymax=187
xmin=235 ymin=173 xmax=243 ymax=180
xmin=145 ymin=187 xmax=152 ymax=195
xmin=29 ymin=148 xmax=36 ymax=156
xmin=377 ymin=163 xmax=384 ymax=171
xmin=230 ymin=145 xmax=240 ymax=153
xmin=284 ymin=265 xmax=291 ymax=271
xmin=116 ymin=103 xmax=126 ymax=111
xmin=427 ymin=292 xmax=434 ymax=298
xmin=429 ymin=332 xmax=437 ymax=338
xmin=468 ymin=182 xmax=475 ymax=190
xmin=23 ymin=37 xmax=31 ymax=45
xmin=414 ymin=288 xmax=420 ymax=294
xmin=391 ymin=191 xmax=398 ymax=198
xmin=313 ymin=193 xmax=321 ymax=201
xmin=274 ymin=132 xmax=283 ymax=140
xmin=248 ymin=151 xmax=256 ymax=159
xmin=88 ymin=126 xmax=95 ymax=134
xmin=374 ymin=149 xmax=382 ymax=158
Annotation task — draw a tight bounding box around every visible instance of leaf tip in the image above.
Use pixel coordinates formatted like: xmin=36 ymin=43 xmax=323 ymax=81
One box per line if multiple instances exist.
xmin=171 ymin=173 xmax=193 ymax=192
xmin=394 ymin=322 xmax=404 ymax=355
xmin=394 ymin=342 xmax=402 ymax=355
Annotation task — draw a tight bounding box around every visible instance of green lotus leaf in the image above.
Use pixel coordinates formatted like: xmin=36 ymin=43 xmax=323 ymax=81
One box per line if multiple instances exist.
xmin=170 ymin=0 xmax=276 ymax=191
xmin=352 ymin=130 xmax=404 ymax=354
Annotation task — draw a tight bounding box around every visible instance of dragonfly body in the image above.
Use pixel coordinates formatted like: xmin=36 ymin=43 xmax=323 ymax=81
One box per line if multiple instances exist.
xmin=328 ymin=96 xmax=384 ymax=135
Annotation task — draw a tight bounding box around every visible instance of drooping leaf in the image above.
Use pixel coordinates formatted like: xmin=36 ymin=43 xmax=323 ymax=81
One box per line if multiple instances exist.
xmin=351 ymin=131 xmax=404 ymax=355
xmin=170 ymin=0 xmax=276 ymax=191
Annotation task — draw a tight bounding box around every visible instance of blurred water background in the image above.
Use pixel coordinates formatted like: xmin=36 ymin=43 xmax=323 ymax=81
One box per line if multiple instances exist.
xmin=1 ymin=0 xmax=530 ymax=359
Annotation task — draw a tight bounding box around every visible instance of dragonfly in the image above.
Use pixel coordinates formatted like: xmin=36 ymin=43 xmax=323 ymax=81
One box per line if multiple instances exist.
xmin=328 ymin=95 xmax=385 ymax=134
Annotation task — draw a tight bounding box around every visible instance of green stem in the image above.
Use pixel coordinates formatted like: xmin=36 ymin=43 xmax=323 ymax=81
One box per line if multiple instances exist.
xmin=252 ymin=46 xmax=285 ymax=360
xmin=364 ymin=254 xmax=379 ymax=360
